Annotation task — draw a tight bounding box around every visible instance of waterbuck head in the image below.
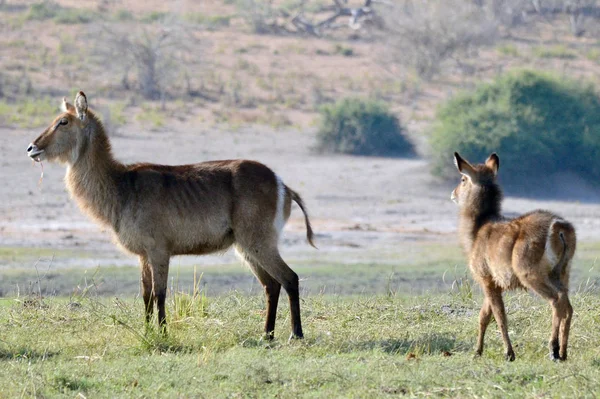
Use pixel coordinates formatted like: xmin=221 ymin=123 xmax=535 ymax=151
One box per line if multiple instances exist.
xmin=27 ymin=91 xmax=91 ymax=164
xmin=451 ymin=152 xmax=501 ymax=210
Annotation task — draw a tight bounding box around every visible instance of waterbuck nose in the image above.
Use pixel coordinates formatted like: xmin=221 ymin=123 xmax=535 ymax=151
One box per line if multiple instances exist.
xmin=27 ymin=144 xmax=33 ymax=152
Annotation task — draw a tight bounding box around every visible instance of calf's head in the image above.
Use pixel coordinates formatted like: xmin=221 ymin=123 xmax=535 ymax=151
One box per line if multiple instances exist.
xmin=451 ymin=152 xmax=500 ymax=208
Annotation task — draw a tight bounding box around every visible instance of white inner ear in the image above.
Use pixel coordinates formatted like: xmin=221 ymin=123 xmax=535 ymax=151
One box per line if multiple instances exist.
xmin=453 ymin=156 xmax=459 ymax=170
xmin=61 ymin=99 xmax=68 ymax=112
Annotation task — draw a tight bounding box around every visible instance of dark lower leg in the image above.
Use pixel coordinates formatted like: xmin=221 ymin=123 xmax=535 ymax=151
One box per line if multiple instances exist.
xmin=155 ymin=289 xmax=167 ymax=333
xmin=550 ymin=306 xmax=560 ymax=360
xmin=285 ymin=273 xmax=303 ymax=339
xmin=265 ymin=283 xmax=281 ymax=339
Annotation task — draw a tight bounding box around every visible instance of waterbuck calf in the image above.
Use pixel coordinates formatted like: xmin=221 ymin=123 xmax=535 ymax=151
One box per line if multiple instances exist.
xmin=451 ymin=152 xmax=576 ymax=361
xmin=27 ymin=91 xmax=316 ymax=339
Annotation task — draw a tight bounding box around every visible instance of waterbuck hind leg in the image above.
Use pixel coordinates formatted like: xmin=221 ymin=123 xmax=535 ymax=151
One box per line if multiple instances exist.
xmin=247 ymin=248 xmax=303 ymax=340
xmin=484 ymin=285 xmax=515 ymax=361
xmin=558 ymin=292 xmax=573 ymax=361
xmin=148 ymin=252 xmax=170 ymax=333
xmin=238 ymin=249 xmax=282 ymax=340
xmin=476 ymin=298 xmax=493 ymax=357
xmin=139 ymin=255 xmax=154 ymax=324
xmin=519 ymin=276 xmax=566 ymax=361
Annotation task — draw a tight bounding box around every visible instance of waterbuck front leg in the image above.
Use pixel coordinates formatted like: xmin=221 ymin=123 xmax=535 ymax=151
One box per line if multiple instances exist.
xmin=484 ymin=284 xmax=515 ymax=361
xmin=476 ymin=297 xmax=493 ymax=357
xmin=139 ymin=255 xmax=153 ymax=324
xmin=147 ymin=251 xmax=170 ymax=333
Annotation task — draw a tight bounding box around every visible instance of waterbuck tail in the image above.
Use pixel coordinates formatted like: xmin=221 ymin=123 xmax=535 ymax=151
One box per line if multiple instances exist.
xmin=288 ymin=187 xmax=316 ymax=248
xmin=549 ymin=220 xmax=575 ymax=282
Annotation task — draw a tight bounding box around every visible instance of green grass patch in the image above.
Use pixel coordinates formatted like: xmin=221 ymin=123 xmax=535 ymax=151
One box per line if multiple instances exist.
xmin=0 ymin=97 xmax=58 ymax=128
xmin=24 ymin=1 xmax=97 ymax=24
xmin=3 ymin=239 xmax=600 ymax=298
xmin=497 ymin=43 xmax=520 ymax=57
xmin=107 ymin=101 xmax=127 ymax=126
xmin=184 ymin=13 xmax=232 ymax=29
xmin=135 ymin=105 xmax=166 ymax=129
xmin=140 ymin=11 xmax=171 ymax=23
xmin=0 ymin=292 xmax=600 ymax=397
xmin=113 ymin=9 xmax=134 ymax=21
xmin=586 ymin=48 xmax=600 ymax=63
xmin=532 ymin=45 xmax=577 ymax=59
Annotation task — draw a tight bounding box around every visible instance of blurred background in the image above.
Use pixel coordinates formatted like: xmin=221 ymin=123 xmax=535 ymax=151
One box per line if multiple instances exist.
xmin=2 ymin=0 xmax=600 ymax=298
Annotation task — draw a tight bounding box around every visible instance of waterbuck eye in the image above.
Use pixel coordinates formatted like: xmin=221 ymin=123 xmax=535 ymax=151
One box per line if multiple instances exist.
xmin=59 ymin=118 xmax=68 ymax=126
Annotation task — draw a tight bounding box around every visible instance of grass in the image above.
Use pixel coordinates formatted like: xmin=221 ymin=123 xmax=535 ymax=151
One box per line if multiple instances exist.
xmin=2 ymin=241 xmax=600 ymax=396
xmin=586 ymin=48 xmax=600 ymax=63
xmin=0 ymin=97 xmax=58 ymax=128
xmin=532 ymin=45 xmax=577 ymax=59
xmin=497 ymin=43 xmax=520 ymax=57
xmin=1 ymin=291 xmax=600 ymax=397
xmin=24 ymin=1 xmax=96 ymax=24
xmin=3 ymin=239 xmax=600 ymax=298
xmin=140 ymin=11 xmax=170 ymax=23
xmin=135 ymin=105 xmax=166 ymax=129
xmin=184 ymin=13 xmax=232 ymax=29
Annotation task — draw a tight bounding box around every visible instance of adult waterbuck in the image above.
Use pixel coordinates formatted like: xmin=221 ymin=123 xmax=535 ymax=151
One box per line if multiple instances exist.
xmin=451 ymin=152 xmax=576 ymax=361
xmin=26 ymin=91 xmax=316 ymax=339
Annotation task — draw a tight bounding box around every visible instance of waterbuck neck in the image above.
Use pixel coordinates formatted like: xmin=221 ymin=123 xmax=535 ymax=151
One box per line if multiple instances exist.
xmin=65 ymin=116 xmax=124 ymax=229
xmin=458 ymin=183 xmax=503 ymax=253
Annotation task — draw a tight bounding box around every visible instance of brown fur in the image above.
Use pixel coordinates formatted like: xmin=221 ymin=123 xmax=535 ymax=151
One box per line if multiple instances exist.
xmin=27 ymin=92 xmax=316 ymax=339
xmin=451 ymin=152 xmax=576 ymax=361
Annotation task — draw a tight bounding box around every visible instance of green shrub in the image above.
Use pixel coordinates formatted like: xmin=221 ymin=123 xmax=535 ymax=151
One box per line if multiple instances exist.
xmin=334 ymin=44 xmax=354 ymax=57
xmin=430 ymin=70 xmax=600 ymax=185
xmin=316 ymin=98 xmax=413 ymax=156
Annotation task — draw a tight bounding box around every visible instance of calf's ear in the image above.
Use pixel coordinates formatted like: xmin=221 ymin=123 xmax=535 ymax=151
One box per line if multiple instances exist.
xmin=485 ymin=153 xmax=499 ymax=176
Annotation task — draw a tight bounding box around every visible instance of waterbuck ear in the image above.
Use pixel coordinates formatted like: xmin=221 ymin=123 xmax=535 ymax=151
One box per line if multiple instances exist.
xmin=61 ymin=97 xmax=75 ymax=113
xmin=485 ymin=153 xmax=500 ymax=176
xmin=74 ymin=91 xmax=88 ymax=121
xmin=454 ymin=152 xmax=476 ymax=179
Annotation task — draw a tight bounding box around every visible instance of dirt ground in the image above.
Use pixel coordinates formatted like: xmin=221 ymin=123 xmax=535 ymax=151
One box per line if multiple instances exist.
xmin=3 ymin=120 xmax=600 ymax=272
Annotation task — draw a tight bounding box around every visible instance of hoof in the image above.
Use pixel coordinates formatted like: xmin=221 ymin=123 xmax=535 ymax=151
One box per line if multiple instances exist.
xmin=262 ymin=332 xmax=275 ymax=342
xmin=288 ymin=333 xmax=303 ymax=342
xmin=505 ymin=351 xmax=515 ymax=362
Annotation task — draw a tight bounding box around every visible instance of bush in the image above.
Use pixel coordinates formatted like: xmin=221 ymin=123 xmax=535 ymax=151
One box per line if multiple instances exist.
xmin=380 ymin=0 xmax=497 ymax=80
xmin=430 ymin=70 xmax=600 ymax=186
xmin=316 ymin=98 xmax=413 ymax=156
